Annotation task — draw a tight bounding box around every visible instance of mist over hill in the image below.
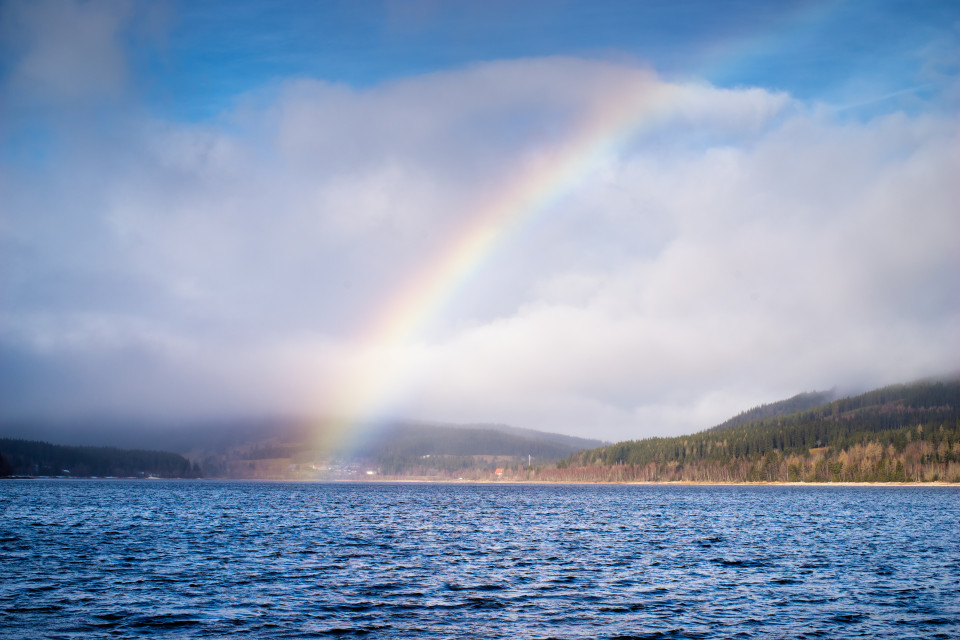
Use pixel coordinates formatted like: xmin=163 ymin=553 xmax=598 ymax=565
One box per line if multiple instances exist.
xmin=195 ymin=421 xmax=606 ymax=480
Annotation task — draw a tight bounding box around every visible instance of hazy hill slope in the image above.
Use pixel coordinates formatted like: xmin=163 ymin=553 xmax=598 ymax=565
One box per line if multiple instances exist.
xmin=343 ymin=423 xmax=595 ymax=476
xmin=708 ymin=390 xmax=838 ymax=432
xmin=183 ymin=420 xmax=603 ymax=479
xmin=546 ymin=377 xmax=960 ymax=483
xmin=453 ymin=423 xmax=605 ymax=450
xmin=353 ymin=423 xmax=594 ymax=460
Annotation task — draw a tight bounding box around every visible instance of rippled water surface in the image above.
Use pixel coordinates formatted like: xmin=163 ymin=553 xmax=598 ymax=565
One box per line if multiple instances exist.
xmin=2 ymin=481 xmax=958 ymax=639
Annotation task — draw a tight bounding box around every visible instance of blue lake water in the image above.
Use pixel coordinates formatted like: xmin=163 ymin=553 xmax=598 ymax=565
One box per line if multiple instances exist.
xmin=1 ymin=480 xmax=958 ymax=639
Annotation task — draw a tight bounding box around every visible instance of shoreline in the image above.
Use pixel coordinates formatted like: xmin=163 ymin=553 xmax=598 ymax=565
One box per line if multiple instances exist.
xmin=5 ymin=476 xmax=958 ymax=487
xmin=357 ymin=478 xmax=960 ymax=487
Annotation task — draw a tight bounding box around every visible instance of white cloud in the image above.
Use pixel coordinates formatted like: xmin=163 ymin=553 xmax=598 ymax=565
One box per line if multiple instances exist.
xmin=1 ymin=56 xmax=958 ymax=441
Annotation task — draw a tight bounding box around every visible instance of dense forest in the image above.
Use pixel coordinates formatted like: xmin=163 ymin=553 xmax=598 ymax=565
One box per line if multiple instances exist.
xmin=530 ymin=378 xmax=960 ymax=483
xmin=0 ymin=439 xmax=202 ymax=478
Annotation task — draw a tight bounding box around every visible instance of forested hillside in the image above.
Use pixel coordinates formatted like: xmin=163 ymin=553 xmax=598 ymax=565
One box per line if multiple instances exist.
xmin=535 ymin=378 xmax=960 ymax=483
xmin=0 ymin=439 xmax=201 ymax=478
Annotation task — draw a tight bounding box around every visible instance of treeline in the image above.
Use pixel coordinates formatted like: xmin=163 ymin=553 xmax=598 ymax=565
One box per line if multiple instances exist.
xmin=544 ymin=379 xmax=960 ymax=483
xmin=0 ymin=438 xmax=201 ymax=478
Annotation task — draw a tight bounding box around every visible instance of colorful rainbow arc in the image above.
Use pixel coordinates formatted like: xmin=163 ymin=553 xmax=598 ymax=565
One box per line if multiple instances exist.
xmin=313 ymin=72 xmax=680 ymax=452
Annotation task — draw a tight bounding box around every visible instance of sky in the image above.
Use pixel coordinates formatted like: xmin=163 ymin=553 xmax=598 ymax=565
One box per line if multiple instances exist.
xmin=1 ymin=0 xmax=958 ymax=443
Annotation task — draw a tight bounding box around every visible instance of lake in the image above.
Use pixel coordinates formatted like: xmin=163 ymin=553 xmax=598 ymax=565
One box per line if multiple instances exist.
xmin=1 ymin=480 xmax=958 ymax=638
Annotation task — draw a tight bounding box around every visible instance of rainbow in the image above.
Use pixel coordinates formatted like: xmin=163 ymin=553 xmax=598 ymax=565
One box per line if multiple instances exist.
xmin=313 ymin=70 xmax=681 ymax=453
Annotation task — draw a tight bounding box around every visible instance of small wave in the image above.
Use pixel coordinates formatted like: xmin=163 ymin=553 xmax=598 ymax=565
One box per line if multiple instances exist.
xmin=465 ymin=596 xmax=506 ymax=610
xmin=444 ymin=582 xmax=503 ymax=592
xmin=128 ymin=614 xmax=203 ymax=629
xmin=601 ymin=603 xmax=646 ymax=613
xmin=711 ymin=557 xmax=769 ymax=568
xmin=830 ymin=613 xmax=865 ymax=624
xmin=94 ymin=611 xmax=128 ymax=621
xmin=606 ymin=627 xmax=689 ymax=639
xmin=4 ymin=605 xmax=63 ymax=614
xmin=334 ymin=602 xmax=375 ymax=612
xmin=320 ymin=623 xmax=392 ymax=635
